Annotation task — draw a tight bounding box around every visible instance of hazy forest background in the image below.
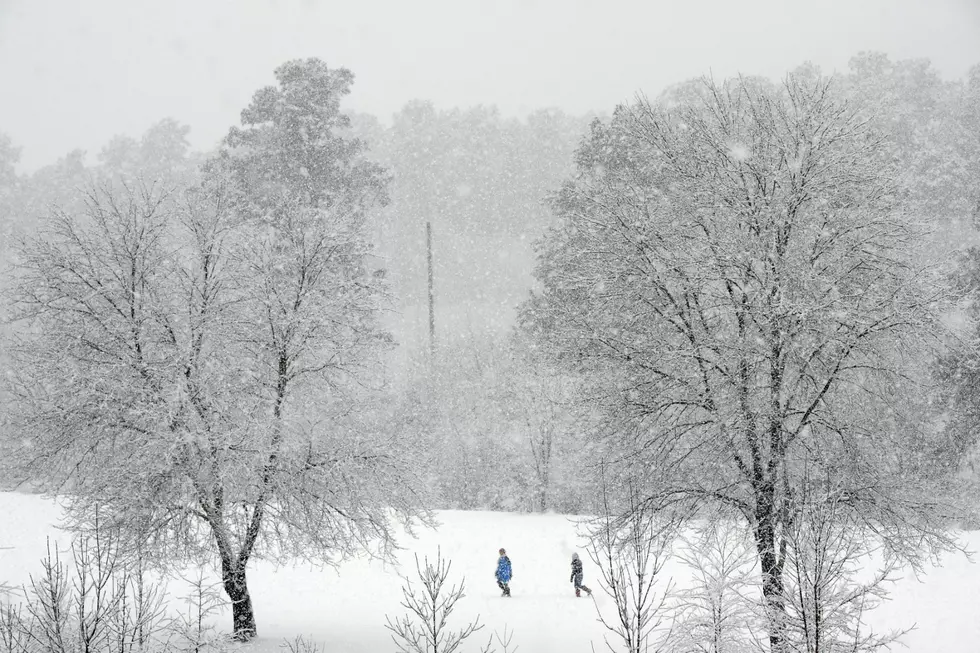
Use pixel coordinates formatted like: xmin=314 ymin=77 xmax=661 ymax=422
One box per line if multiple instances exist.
xmin=2 ymin=51 xmax=980 ymax=517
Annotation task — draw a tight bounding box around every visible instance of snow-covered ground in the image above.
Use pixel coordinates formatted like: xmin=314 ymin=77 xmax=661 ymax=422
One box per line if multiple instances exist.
xmin=1 ymin=492 xmax=978 ymax=652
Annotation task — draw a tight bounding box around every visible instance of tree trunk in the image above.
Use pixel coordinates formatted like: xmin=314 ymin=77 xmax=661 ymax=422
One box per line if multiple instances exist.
xmin=758 ymin=542 xmax=786 ymax=653
xmin=755 ymin=484 xmax=787 ymax=653
xmin=536 ymin=476 xmax=548 ymax=512
xmin=221 ymin=557 xmax=257 ymax=641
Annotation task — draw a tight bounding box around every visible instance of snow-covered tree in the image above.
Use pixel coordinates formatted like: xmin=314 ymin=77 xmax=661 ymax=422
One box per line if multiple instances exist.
xmin=385 ymin=549 xmax=487 ymax=653
xmin=934 ymin=245 xmax=980 ymax=519
xmin=497 ymin=335 xmax=593 ymax=513
xmin=829 ymin=54 xmax=980 ymax=262
xmin=781 ymin=477 xmax=907 ymax=653
xmin=586 ymin=470 xmax=677 ymax=653
xmin=670 ymin=523 xmax=759 ymax=653
xmin=521 ymin=73 xmax=959 ymax=651
xmin=0 ymin=132 xmax=22 ymax=481
xmin=4 ymin=59 xmax=428 ymax=641
xmin=412 ymin=336 xmax=523 ymax=511
xmin=95 ymin=118 xmax=197 ymax=190
xmin=0 ymin=133 xmax=19 ymax=242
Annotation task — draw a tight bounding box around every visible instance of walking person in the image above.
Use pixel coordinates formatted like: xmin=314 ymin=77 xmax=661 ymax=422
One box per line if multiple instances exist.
xmin=570 ymin=552 xmax=592 ymax=597
xmin=495 ymin=548 xmax=512 ymax=597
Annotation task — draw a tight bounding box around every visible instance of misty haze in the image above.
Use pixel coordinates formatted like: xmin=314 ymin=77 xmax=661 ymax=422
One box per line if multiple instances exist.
xmin=2 ymin=1 xmax=980 ymax=652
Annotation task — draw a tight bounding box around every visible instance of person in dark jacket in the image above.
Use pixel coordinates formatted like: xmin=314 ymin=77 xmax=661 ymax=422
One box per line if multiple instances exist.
xmin=495 ymin=548 xmax=512 ymax=596
xmin=570 ymin=552 xmax=592 ymax=597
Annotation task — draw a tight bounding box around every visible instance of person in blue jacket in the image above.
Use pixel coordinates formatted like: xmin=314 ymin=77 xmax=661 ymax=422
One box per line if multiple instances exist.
xmin=495 ymin=548 xmax=512 ymax=596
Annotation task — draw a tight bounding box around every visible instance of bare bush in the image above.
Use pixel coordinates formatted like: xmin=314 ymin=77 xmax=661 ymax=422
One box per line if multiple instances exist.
xmin=586 ymin=475 xmax=678 ymax=653
xmin=782 ymin=487 xmax=910 ymax=653
xmin=0 ymin=601 xmax=33 ymax=653
xmin=0 ymin=521 xmax=171 ymax=653
xmin=488 ymin=626 xmax=519 ymax=653
xmin=280 ymin=634 xmax=324 ymax=653
xmin=385 ymin=548 xmax=489 ymax=653
xmin=173 ymin=569 xmax=226 ymax=653
xmin=669 ymin=522 xmax=759 ymax=653
xmin=107 ymin=553 xmax=169 ymax=653
xmin=23 ymin=538 xmax=72 ymax=653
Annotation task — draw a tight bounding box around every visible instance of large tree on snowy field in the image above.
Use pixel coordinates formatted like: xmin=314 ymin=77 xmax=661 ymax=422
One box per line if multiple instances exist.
xmin=3 ymin=58 xmax=428 ymax=641
xmin=520 ymin=75 xmax=959 ymax=652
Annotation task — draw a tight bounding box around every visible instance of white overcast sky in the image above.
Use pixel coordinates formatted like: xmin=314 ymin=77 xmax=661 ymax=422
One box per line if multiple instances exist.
xmin=1 ymin=0 xmax=979 ymax=171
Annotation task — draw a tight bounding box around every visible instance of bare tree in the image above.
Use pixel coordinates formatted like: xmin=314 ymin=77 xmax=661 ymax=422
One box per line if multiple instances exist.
xmin=781 ymin=472 xmax=910 ymax=653
xmin=106 ymin=552 xmax=169 ymax=653
xmin=385 ymin=548 xmax=487 ymax=653
xmin=521 ymin=73 xmax=960 ymax=651
xmin=489 ymin=626 xmax=519 ymax=653
xmin=72 ymin=509 xmax=130 ymax=653
xmin=5 ymin=58 xmax=429 ymax=642
xmin=173 ymin=568 xmax=226 ymax=653
xmin=670 ymin=522 xmax=759 ymax=653
xmin=586 ymin=471 xmax=678 ymax=653
xmin=498 ymin=337 xmax=584 ymax=513
xmin=0 ymin=601 xmax=34 ymax=653
xmin=0 ymin=520 xmax=170 ymax=653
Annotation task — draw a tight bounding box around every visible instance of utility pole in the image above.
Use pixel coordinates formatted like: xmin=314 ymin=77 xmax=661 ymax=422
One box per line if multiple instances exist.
xmin=426 ymin=221 xmax=435 ymax=358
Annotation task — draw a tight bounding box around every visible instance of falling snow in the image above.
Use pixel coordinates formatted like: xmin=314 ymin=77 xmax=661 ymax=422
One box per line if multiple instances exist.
xmin=0 ymin=6 xmax=978 ymax=652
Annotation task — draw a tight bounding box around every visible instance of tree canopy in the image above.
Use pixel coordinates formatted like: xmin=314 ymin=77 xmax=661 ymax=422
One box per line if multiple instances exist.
xmin=520 ymin=73 xmax=958 ymax=651
xmin=5 ymin=58 xmax=427 ymax=641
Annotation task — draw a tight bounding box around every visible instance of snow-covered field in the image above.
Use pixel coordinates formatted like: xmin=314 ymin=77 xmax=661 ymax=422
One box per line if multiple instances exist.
xmin=1 ymin=492 xmax=978 ymax=652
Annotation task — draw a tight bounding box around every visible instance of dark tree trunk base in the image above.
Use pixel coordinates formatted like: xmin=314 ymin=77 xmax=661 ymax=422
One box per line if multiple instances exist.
xmin=231 ymin=598 xmax=257 ymax=642
xmin=222 ymin=562 xmax=257 ymax=641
